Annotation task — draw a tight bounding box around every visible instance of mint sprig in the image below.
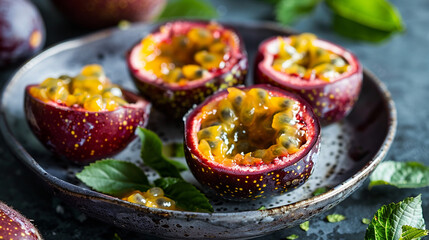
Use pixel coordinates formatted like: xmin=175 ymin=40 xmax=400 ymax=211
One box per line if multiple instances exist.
xmin=137 ymin=127 xmax=186 ymax=179
xmin=365 ymin=195 xmax=426 ymax=240
xmin=156 ymin=0 xmax=218 ymax=21
xmin=76 ymin=159 xmax=150 ymax=197
xmin=400 ymin=225 xmax=428 ymax=240
xmin=155 ymin=177 xmax=214 ymax=213
xmin=275 ymin=0 xmax=320 ymax=25
xmin=369 ymin=161 xmax=429 ymax=189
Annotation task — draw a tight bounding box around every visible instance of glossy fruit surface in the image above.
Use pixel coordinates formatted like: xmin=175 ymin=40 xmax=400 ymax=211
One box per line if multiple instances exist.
xmin=0 ymin=202 xmax=42 ymax=240
xmin=24 ymin=66 xmax=151 ymax=164
xmin=51 ymin=0 xmax=166 ymax=29
xmin=184 ymin=85 xmax=320 ymax=200
xmin=255 ymin=34 xmax=362 ymax=124
xmin=0 ymin=0 xmax=45 ymax=68
xmin=127 ymin=20 xmax=247 ymax=118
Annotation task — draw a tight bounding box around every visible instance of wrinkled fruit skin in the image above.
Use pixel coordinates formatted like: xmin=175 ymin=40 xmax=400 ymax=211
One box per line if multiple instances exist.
xmin=0 ymin=202 xmax=42 ymax=240
xmin=51 ymin=0 xmax=166 ymax=29
xmin=184 ymin=85 xmax=321 ymax=200
xmin=25 ymin=86 xmax=151 ymax=164
xmin=127 ymin=21 xmax=248 ymax=119
xmin=255 ymin=37 xmax=363 ymax=124
xmin=0 ymin=0 xmax=45 ymax=68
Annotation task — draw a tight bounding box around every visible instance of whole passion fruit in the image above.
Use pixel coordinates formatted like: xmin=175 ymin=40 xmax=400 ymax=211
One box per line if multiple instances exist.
xmin=184 ymin=85 xmax=320 ymax=200
xmin=127 ymin=20 xmax=247 ymax=119
xmin=25 ymin=64 xmax=151 ymax=164
xmin=0 ymin=0 xmax=45 ymax=68
xmin=51 ymin=0 xmax=166 ymax=29
xmin=0 ymin=201 xmax=42 ymax=239
xmin=255 ymin=33 xmax=362 ymax=124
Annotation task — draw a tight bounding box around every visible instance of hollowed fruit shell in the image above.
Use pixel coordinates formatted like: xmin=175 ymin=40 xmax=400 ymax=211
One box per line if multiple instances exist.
xmin=255 ymin=36 xmax=362 ymax=124
xmin=184 ymin=84 xmax=321 ymax=200
xmin=24 ymin=85 xmax=151 ymax=164
xmin=127 ymin=20 xmax=248 ymax=119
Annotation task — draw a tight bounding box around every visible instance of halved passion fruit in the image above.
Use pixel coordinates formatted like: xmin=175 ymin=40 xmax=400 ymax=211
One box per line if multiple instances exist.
xmin=184 ymin=85 xmax=320 ymax=200
xmin=127 ymin=20 xmax=247 ymax=118
xmin=255 ymin=33 xmax=362 ymax=124
xmin=24 ymin=64 xmax=151 ymax=164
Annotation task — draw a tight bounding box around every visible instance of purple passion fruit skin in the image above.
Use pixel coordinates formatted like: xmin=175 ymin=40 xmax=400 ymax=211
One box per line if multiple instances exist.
xmin=0 ymin=201 xmax=42 ymax=240
xmin=0 ymin=0 xmax=45 ymax=68
xmin=255 ymin=35 xmax=363 ymax=124
xmin=184 ymin=85 xmax=321 ymax=200
xmin=51 ymin=0 xmax=166 ymax=29
xmin=24 ymin=66 xmax=151 ymax=164
xmin=127 ymin=20 xmax=248 ymax=119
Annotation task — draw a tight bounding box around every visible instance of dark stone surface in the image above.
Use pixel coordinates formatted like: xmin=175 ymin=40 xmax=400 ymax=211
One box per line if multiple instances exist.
xmin=0 ymin=0 xmax=427 ymax=239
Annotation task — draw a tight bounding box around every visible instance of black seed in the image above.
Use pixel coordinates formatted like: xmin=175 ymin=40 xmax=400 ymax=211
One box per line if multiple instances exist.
xmin=199 ymin=129 xmax=212 ymax=139
xmin=195 ymin=69 xmax=204 ymax=78
xmin=203 ymin=54 xmax=215 ymax=63
xmin=233 ymin=96 xmax=243 ymax=107
xmin=221 ymin=108 xmax=234 ymax=121
xmin=58 ymin=75 xmax=71 ymax=81
xmin=279 ymin=99 xmax=291 ymax=109
xmin=256 ymin=89 xmax=267 ymax=99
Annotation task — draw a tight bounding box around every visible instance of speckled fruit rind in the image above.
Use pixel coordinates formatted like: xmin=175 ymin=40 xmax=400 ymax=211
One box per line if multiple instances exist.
xmin=51 ymin=0 xmax=166 ymax=29
xmin=184 ymin=84 xmax=321 ymax=200
xmin=127 ymin=20 xmax=248 ymax=119
xmin=24 ymin=85 xmax=151 ymax=164
xmin=0 ymin=201 xmax=42 ymax=240
xmin=0 ymin=0 xmax=45 ymax=68
xmin=255 ymin=36 xmax=362 ymax=124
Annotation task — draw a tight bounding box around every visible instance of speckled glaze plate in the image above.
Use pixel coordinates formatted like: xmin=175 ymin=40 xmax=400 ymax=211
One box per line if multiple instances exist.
xmin=0 ymin=22 xmax=396 ymax=239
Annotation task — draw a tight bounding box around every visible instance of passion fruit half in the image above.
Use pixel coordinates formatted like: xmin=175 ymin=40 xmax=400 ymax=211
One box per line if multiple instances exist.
xmin=24 ymin=65 xmax=151 ymax=164
xmin=184 ymin=85 xmax=320 ymax=200
xmin=127 ymin=20 xmax=247 ymax=118
xmin=255 ymin=33 xmax=362 ymax=124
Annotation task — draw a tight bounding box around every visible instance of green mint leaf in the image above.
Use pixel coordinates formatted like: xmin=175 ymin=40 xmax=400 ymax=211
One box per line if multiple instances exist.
xmin=76 ymin=159 xmax=150 ymax=197
xmin=326 ymin=214 xmax=346 ymax=223
xmin=326 ymin=0 xmax=404 ymax=42
xmin=365 ymin=195 xmax=426 ymax=240
xmin=257 ymin=206 xmax=266 ymax=210
xmin=157 ymin=0 xmax=218 ymax=21
xmin=362 ymin=218 xmax=371 ymax=225
xmin=400 ymin=225 xmax=428 ymax=240
xmin=299 ymin=221 xmax=310 ymax=231
xmin=162 ymin=142 xmax=186 ymax=159
xmin=286 ymin=234 xmax=299 ymax=240
xmin=312 ymin=187 xmax=329 ymax=196
xmin=137 ymin=127 xmax=184 ymax=179
xmin=369 ymin=161 xmax=429 ymax=189
xmin=275 ymin=0 xmax=320 ymax=25
xmin=155 ymin=177 xmax=213 ymax=212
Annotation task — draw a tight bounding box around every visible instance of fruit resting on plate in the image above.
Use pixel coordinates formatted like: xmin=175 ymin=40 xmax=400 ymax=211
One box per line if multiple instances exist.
xmin=50 ymin=0 xmax=166 ymax=29
xmin=127 ymin=20 xmax=247 ymax=118
xmin=25 ymin=64 xmax=151 ymax=164
xmin=122 ymin=187 xmax=178 ymax=210
xmin=0 ymin=201 xmax=42 ymax=239
xmin=255 ymin=33 xmax=362 ymax=124
xmin=184 ymin=85 xmax=321 ymax=200
xmin=0 ymin=0 xmax=45 ymax=68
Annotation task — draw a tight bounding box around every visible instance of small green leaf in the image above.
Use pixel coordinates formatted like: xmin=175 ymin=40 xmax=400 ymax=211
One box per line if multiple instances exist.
xmin=362 ymin=218 xmax=371 ymax=225
xmin=299 ymin=221 xmax=310 ymax=231
xmin=137 ymin=127 xmax=184 ymax=179
xmin=400 ymin=225 xmax=428 ymax=240
xmin=325 ymin=0 xmax=404 ymax=31
xmin=365 ymin=195 xmax=426 ymax=240
xmin=257 ymin=206 xmax=266 ymax=210
xmin=76 ymin=159 xmax=150 ymax=197
xmin=155 ymin=177 xmax=213 ymax=212
xmin=162 ymin=142 xmax=186 ymax=158
xmin=286 ymin=234 xmax=299 ymax=240
xmin=312 ymin=187 xmax=329 ymax=196
xmin=326 ymin=214 xmax=346 ymax=223
xmin=369 ymin=161 xmax=429 ymax=189
xmin=275 ymin=0 xmax=320 ymax=25
xmin=157 ymin=0 xmax=218 ymax=21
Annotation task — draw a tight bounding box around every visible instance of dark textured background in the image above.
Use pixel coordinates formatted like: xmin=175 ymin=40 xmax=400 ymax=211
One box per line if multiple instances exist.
xmin=0 ymin=0 xmax=428 ymax=239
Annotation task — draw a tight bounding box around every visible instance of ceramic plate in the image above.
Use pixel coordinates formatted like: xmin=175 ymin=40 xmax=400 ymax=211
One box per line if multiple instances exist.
xmin=0 ymin=22 xmax=396 ymax=239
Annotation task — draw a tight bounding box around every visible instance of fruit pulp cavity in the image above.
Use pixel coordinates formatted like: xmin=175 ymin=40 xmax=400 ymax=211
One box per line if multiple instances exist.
xmin=30 ymin=64 xmax=128 ymax=111
xmin=197 ymin=87 xmax=307 ymax=166
xmin=139 ymin=22 xmax=239 ymax=85
xmin=122 ymin=187 xmax=177 ymax=210
xmin=272 ymin=33 xmax=350 ymax=82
